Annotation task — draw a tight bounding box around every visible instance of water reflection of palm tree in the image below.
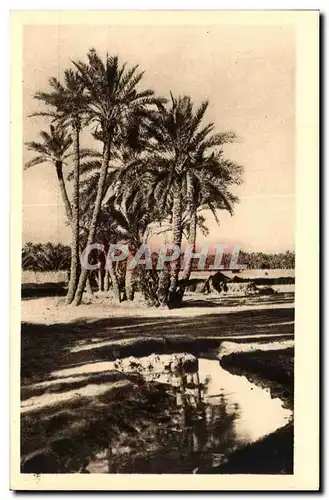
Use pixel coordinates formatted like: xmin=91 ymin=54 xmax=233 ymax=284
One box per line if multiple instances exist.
xmin=172 ymin=363 xmax=240 ymax=470
xmin=103 ymin=360 xmax=241 ymax=473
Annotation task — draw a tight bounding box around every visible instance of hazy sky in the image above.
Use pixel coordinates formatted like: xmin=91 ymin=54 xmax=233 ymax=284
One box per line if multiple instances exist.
xmin=23 ymin=24 xmax=295 ymax=252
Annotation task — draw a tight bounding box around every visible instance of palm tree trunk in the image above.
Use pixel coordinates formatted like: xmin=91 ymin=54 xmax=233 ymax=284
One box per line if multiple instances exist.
xmin=97 ymin=267 xmax=104 ymax=292
xmin=73 ymin=142 xmax=111 ymax=306
xmin=108 ymin=259 xmax=121 ymax=303
xmin=168 ymin=180 xmax=183 ymax=306
xmin=180 ymin=208 xmax=197 ymax=295
xmin=85 ymin=273 xmax=93 ymax=295
xmin=66 ymin=126 xmax=80 ymax=304
xmin=181 ymin=174 xmax=196 ymax=282
xmin=125 ymin=263 xmax=135 ymax=301
xmin=157 ymin=269 xmax=170 ymax=306
xmin=55 ymin=160 xmax=93 ymax=298
xmin=55 ymin=160 xmax=72 ymax=222
xmin=104 ymin=269 xmax=110 ymax=292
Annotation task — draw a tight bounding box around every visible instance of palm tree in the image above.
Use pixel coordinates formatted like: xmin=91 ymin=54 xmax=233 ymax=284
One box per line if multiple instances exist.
xmin=124 ymin=94 xmax=242 ymax=305
xmin=73 ymin=158 xmax=123 ymax=301
xmin=25 ymin=124 xmax=73 ymax=223
xmin=179 ymin=157 xmax=240 ymax=294
xmin=80 ymin=151 xmax=168 ymax=302
xmin=86 ymin=203 xmax=124 ymax=301
xmin=34 ymin=69 xmax=88 ymax=304
xmin=71 ymin=48 xmax=164 ymax=306
xmin=79 ymin=162 xmax=165 ymax=302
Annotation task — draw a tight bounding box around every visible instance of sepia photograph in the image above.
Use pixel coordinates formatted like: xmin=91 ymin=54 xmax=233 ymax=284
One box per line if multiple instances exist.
xmin=10 ymin=10 xmax=319 ymax=491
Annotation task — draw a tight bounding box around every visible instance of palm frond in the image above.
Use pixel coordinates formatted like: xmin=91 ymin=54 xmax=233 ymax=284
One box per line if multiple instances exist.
xmin=24 ymin=155 xmax=48 ymax=169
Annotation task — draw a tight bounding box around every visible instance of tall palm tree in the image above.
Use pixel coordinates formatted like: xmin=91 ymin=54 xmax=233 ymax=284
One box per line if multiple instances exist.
xmin=73 ymin=157 xmax=123 ymax=301
xmin=179 ymin=160 xmax=240 ymax=293
xmin=71 ymin=48 xmax=164 ymax=306
xmin=124 ymin=94 xmax=243 ymax=305
xmin=25 ymin=124 xmax=73 ymax=223
xmin=34 ymin=69 xmax=88 ymax=304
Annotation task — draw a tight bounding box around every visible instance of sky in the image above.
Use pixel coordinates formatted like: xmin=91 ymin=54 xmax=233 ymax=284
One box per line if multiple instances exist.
xmin=23 ymin=23 xmax=295 ymax=253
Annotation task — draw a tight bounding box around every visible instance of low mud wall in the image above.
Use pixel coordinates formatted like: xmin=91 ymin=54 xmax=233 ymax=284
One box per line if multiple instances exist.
xmin=22 ymin=270 xmax=69 ymax=285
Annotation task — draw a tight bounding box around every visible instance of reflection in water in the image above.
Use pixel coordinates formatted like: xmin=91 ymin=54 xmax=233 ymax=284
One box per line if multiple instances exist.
xmin=86 ymin=355 xmax=291 ymax=474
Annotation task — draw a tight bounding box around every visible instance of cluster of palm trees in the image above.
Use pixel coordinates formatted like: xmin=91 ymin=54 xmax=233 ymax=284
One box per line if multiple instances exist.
xmin=25 ymin=49 xmax=242 ymax=307
xmin=22 ymin=242 xmax=71 ymax=272
xmin=237 ymin=251 xmax=295 ymax=269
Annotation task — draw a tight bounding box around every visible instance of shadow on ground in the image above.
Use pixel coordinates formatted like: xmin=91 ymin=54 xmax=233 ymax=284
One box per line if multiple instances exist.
xmin=22 ymin=283 xmax=67 ymax=299
xmin=21 ymin=305 xmax=294 ymax=387
xmin=185 ymin=292 xmax=294 ymax=308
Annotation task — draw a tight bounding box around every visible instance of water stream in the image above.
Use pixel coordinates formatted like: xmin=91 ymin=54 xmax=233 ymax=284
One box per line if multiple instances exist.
xmin=85 ymin=354 xmax=292 ymax=474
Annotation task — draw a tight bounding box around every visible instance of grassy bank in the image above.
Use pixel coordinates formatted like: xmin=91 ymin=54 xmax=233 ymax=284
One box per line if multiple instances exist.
xmin=201 ymin=347 xmax=294 ymax=474
xmin=220 ymin=347 xmax=294 ymax=409
xmin=199 ymin=423 xmax=293 ymax=474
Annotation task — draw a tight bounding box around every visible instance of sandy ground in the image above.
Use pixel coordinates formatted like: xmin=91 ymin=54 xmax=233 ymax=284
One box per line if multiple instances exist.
xmin=21 ymin=289 xmax=294 ymax=326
